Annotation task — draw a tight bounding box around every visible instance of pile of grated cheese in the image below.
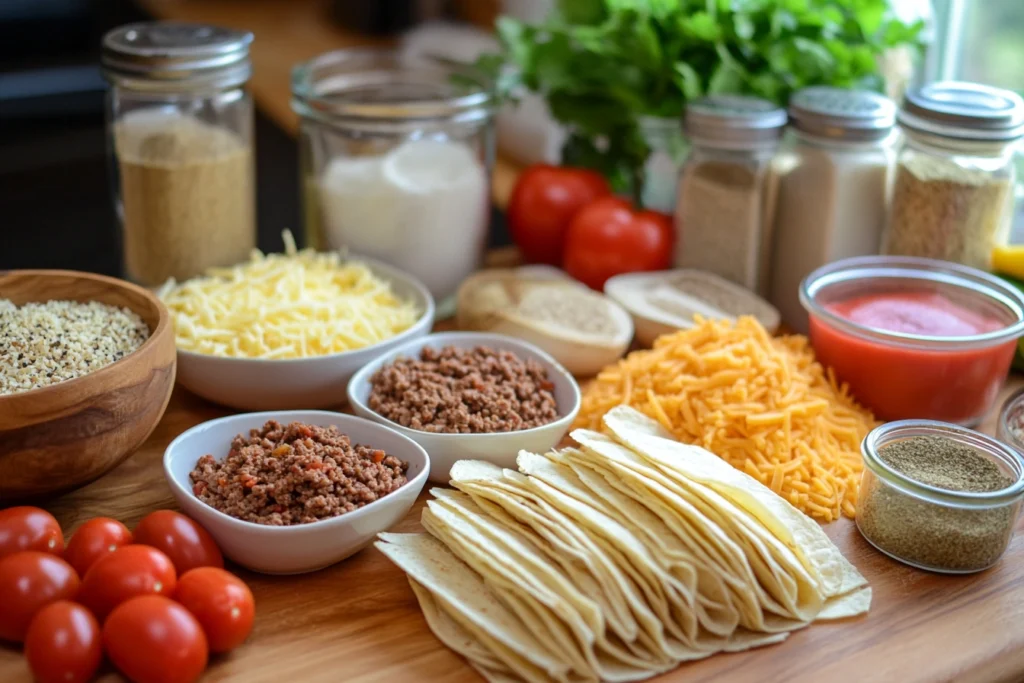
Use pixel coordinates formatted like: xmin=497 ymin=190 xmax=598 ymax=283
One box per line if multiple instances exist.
xmin=159 ymin=232 xmax=420 ymax=359
xmin=575 ymin=315 xmax=878 ymax=522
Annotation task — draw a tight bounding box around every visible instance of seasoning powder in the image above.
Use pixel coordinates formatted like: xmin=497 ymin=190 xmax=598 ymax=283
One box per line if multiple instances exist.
xmin=857 ymin=435 xmax=1015 ymax=572
xmin=676 ymin=160 xmax=778 ymax=295
xmin=883 ymin=155 xmax=1013 ymax=270
xmin=116 ymin=115 xmax=255 ymax=287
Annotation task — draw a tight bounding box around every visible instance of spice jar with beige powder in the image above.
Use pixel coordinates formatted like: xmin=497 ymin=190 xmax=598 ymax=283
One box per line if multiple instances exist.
xmin=675 ymin=95 xmax=786 ymax=296
xmin=102 ymin=22 xmax=256 ymax=287
xmin=883 ymin=82 xmax=1024 ymax=271
xmin=770 ymin=87 xmax=897 ymax=332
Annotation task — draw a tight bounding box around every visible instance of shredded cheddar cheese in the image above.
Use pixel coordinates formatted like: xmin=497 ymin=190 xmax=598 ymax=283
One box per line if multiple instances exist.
xmin=159 ymin=231 xmax=420 ymax=359
xmin=575 ymin=316 xmax=877 ymax=521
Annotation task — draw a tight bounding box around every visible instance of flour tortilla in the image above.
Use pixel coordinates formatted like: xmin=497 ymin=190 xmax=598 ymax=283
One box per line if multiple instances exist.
xmin=374 ymin=533 xmax=569 ymax=682
xmin=570 ymin=430 xmax=822 ymax=629
xmin=602 ymin=406 xmax=868 ymax=605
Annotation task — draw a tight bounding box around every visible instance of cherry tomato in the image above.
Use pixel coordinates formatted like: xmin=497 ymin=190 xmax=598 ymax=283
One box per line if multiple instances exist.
xmin=508 ymin=164 xmax=611 ymax=265
xmin=0 ymin=506 xmax=64 ymax=559
xmin=64 ymin=517 xmax=133 ymax=577
xmin=133 ymin=510 xmax=223 ymax=575
xmin=563 ymin=196 xmax=674 ymax=290
xmin=24 ymin=601 xmax=102 ymax=683
xmin=0 ymin=551 xmax=80 ymax=642
xmin=79 ymin=545 xmax=176 ymax=621
xmin=104 ymin=595 xmax=208 ymax=683
xmin=174 ymin=567 xmax=255 ymax=653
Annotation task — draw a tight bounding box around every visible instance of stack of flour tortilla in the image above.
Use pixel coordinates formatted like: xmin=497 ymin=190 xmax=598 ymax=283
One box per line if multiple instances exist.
xmin=377 ymin=406 xmax=870 ymax=682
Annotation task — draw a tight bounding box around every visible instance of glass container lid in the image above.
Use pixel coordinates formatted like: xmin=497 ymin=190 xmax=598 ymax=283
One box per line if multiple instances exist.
xmin=789 ymin=86 xmax=896 ymax=141
xmin=683 ymin=95 xmax=787 ymax=150
xmin=898 ymin=81 xmax=1024 ymax=142
xmin=102 ymin=22 xmax=253 ymax=88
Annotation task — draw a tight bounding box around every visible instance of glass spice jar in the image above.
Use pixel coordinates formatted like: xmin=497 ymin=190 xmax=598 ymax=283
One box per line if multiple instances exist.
xmin=675 ymin=96 xmax=786 ymax=296
xmin=770 ymin=87 xmax=897 ymax=333
xmin=857 ymin=419 xmax=1024 ymax=574
xmin=292 ymin=48 xmax=495 ymax=308
xmin=883 ymin=81 xmax=1024 ymax=271
xmin=102 ymin=22 xmax=256 ymax=287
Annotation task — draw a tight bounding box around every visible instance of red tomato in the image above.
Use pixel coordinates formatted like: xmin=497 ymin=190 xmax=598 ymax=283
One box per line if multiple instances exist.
xmin=174 ymin=567 xmax=255 ymax=653
xmin=0 ymin=506 xmax=64 ymax=559
xmin=79 ymin=545 xmax=176 ymax=621
xmin=133 ymin=510 xmax=223 ymax=575
xmin=24 ymin=601 xmax=102 ymax=683
xmin=0 ymin=551 xmax=80 ymax=642
xmin=104 ymin=595 xmax=208 ymax=683
xmin=508 ymin=164 xmax=611 ymax=265
xmin=64 ymin=517 xmax=133 ymax=577
xmin=563 ymin=196 xmax=674 ymax=290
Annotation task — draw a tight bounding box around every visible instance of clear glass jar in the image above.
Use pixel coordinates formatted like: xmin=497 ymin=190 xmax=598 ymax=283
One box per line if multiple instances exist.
xmin=293 ymin=49 xmax=495 ymax=307
xmin=770 ymin=87 xmax=897 ymax=333
xmin=637 ymin=115 xmax=688 ymax=214
xmin=857 ymin=419 xmax=1024 ymax=574
xmin=675 ymin=96 xmax=786 ymax=296
xmin=883 ymin=82 xmax=1024 ymax=271
xmin=101 ymin=22 xmax=256 ymax=287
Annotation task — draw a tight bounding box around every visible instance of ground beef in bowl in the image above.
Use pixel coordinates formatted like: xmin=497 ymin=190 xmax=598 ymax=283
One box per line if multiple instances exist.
xmin=190 ymin=420 xmax=409 ymax=526
xmin=367 ymin=345 xmax=560 ymax=434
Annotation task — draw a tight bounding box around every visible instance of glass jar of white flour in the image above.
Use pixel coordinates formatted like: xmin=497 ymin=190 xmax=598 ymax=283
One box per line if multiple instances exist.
xmin=292 ymin=49 xmax=495 ymax=307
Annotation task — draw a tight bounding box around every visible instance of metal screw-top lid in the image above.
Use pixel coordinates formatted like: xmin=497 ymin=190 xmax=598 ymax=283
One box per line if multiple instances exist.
xmin=683 ymin=95 xmax=787 ymax=150
xmin=898 ymin=81 xmax=1024 ymax=142
xmin=789 ymin=87 xmax=896 ymax=141
xmin=102 ymin=22 xmax=253 ymax=88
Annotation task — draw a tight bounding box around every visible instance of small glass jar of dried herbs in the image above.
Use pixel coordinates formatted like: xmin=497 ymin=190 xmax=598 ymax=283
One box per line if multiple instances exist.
xmin=857 ymin=420 xmax=1024 ymax=574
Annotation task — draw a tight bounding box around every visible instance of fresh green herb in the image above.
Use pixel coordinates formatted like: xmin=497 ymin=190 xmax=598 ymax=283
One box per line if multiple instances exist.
xmin=476 ymin=0 xmax=924 ymax=204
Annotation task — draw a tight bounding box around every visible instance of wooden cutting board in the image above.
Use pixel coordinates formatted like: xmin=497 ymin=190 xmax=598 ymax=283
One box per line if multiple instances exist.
xmin=2 ymin=378 xmax=1024 ymax=683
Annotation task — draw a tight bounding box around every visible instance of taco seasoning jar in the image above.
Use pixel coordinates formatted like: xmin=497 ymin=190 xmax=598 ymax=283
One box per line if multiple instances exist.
xmin=293 ymin=49 xmax=495 ymax=308
xmin=675 ymin=96 xmax=786 ymax=296
xmin=102 ymin=23 xmax=256 ymax=287
xmin=857 ymin=420 xmax=1024 ymax=574
xmin=883 ymin=82 xmax=1024 ymax=271
xmin=770 ymin=87 xmax=897 ymax=333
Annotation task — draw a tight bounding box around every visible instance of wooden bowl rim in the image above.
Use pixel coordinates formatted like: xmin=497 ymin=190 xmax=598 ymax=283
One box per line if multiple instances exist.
xmin=0 ymin=269 xmax=173 ymax=404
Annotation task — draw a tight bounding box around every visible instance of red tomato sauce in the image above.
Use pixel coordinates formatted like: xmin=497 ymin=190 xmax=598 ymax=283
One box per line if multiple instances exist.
xmin=810 ymin=290 xmax=1015 ymax=424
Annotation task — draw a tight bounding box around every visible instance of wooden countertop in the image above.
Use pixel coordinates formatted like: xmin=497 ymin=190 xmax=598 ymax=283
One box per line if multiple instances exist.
xmin=137 ymin=0 xmax=522 ymax=209
xmin=2 ymin=363 xmax=1024 ymax=682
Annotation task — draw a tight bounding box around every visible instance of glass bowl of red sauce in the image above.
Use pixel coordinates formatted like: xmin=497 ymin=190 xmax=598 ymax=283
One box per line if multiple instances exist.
xmin=800 ymin=256 xmax=1024 ymax=426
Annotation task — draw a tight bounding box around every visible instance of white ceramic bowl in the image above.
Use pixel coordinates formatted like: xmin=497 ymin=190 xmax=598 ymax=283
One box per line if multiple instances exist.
xmin=164 ymin=410 xmax=429 ymax=575
xmin=347 ymin=332 xmax=581 ymax=483
xmin=173 ymin=258 xmax=434 ymax=410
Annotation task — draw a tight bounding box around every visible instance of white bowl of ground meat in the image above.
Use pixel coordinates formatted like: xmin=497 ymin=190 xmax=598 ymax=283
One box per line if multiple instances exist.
xmin=164 ymin=410 xmax=429 ymax=574
xmin=347 ymin=332 xmax=581 ymax=483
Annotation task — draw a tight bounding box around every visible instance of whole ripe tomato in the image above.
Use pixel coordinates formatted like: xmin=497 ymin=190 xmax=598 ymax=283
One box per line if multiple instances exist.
xmin=64 ymin=517 xmax=133 ymax=577
xmin=174 ymin=567 xmax=255 ymax=653
xmin=24 ymin=601 xmax=102 ymax=683
xmin=0 ymin=507 xmax=64 ymax=559
xmin=0 ymin=551 xmax=80 ymax=642
xmin=79 ymin=545 xmax=176 ymax=621
xmin=104 ymin=595 xmax=209 ymax=683
xmin=133 ymin=510 xmax=223 ymax=575
xmin=563 ymin=196 xmax=674 ymax=290
xmin=508 ymin=164 xmax=611 ymax=265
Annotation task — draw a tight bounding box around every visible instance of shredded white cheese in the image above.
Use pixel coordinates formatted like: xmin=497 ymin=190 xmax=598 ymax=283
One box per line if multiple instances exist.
xmin=159 ymin=231 xmax=420 ymax=359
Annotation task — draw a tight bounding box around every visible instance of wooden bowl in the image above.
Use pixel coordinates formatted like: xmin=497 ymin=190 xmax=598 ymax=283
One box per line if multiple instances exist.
xmin=0 ymin=270 xmax=176 ymax=500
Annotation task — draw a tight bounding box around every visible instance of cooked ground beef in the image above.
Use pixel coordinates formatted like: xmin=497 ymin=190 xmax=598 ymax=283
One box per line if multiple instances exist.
xmin=190 ymin=420 xmax=409 ymax=526
xmin=367 ymin=345 xmax=560 ymax=434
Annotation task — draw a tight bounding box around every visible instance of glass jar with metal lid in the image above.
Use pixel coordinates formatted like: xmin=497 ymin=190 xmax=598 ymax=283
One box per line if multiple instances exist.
xmin=883 ymin=81 xmax=1024 ymax=271
xmin=674 ymin=95 xmax=786 ymax=296
xmin=769 ymin=87 xmax=897 ymax=333
xmin=292 ymin=49 xmax=495 ymax=308
xmin=101 ymin=22 xmax=256 ymax=287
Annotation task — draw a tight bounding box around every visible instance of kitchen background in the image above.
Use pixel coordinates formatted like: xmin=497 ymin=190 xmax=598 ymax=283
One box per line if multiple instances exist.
xmin=0 ymin=0 xmax=1021 ymax=276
